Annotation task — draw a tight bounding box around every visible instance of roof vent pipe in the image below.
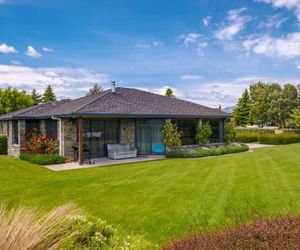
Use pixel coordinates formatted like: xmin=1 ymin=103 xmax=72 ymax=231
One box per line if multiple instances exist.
xmin=111 ymin=80 xmax=116 ymax=93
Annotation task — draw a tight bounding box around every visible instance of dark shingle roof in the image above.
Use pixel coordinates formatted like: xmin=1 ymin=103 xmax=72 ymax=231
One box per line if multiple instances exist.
xmin=0 ymin=87 xmax=230 ymax=120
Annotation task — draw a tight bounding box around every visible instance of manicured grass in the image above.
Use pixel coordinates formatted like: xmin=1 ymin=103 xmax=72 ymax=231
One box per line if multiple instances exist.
xmin=1 ymin=144 xmax=300 ymax=245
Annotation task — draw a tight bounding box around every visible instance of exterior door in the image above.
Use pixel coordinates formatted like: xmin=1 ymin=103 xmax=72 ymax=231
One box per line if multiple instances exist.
xmin=83 ymin=119 xmax=119 ymax=158
xmin=136 ymin=120 xmax=165 ymax=155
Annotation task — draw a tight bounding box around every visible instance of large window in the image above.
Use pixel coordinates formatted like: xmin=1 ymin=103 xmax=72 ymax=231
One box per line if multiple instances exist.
xmin=12 ymin=120 xmax=19 ymax=144
xmin=25 ymin=120 xmax=40 ymax=138
xmin=45 ymin=120 xmax=58 ymax=138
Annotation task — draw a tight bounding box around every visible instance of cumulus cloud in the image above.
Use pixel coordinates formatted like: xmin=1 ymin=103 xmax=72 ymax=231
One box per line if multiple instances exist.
xmin=243 ymin=32 xmax=300 ymax=58
xmin=0 ymin=43 xmax=17 ymax=54
xmin=180 ymin=74 xmax=201 ymax=80
xmin=42 ymin=47 xmax=54 ymax=52
xmin=214 ymin=8 xmax=253 ymax=40
xmin=257 ymin=0 xmax=300 ymax=21
xmin=25 ymin=46 xmax=42 ymax=58
xmin=137 ymin=76 xmax=300 ymax=108
xmin=202 ymin=16 xmax=212 ymax=26
xmin=0 ymin=64 xmax=110 ymax=99
xmin=258 ymin=14 xmax=288 ymax=28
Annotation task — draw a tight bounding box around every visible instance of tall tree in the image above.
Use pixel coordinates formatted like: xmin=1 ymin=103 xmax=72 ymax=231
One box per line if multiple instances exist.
xmin=0 ymin=88 xmax=34 ymax=115
xmin=86 ymin=83 xmax=103 ymax=96
xmin=42 ymin=85 xmax=56 ymax=103
xmin=233 ymin=89 xmax=251 ymax=126
xmin=31 ymin=89 xmax=42 ymax=105
xmin=165 ymin=88 xmax=175 ymax=98
xmin=289 ymin=107 xmax=300 ymax=128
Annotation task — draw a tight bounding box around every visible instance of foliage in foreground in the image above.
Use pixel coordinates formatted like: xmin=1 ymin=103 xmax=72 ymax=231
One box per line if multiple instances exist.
xmin=163 ymin=216 xmax=300 ymax=250
xmin=0 ymin=204 xmax=154 ymax=250
xmin=0 ymin=135 xmax=7 ymax=155
xmin=20 ymin=154 xmax=66 ymax=165
xmin=24 ymin=133 xmax=59 ymax=154
xmin=236 ymin=133 xmax=259 ymax=143
xmin=224 ymin=121 xmax=236 ymax=144
xmin=166 ymin=144 xmax=249 ymax=158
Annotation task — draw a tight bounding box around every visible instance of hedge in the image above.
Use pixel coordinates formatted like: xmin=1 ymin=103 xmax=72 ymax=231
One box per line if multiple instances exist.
xmin=236 ymin=133 xmax=259 ymax=143
xmin=20 ymin=154 xmax=66 ymax=165
xmin=167 ymin=144 xmax=249 ymax=158
xmin=258 ymin=134 xmax=300 ymax=145
xmin=235 ymin=128 xmax=275 ymax=135
xmin=281 ymin=129 xmax=300 ymax=134
xmin=0 ymin=135 xmax=8 ymax=155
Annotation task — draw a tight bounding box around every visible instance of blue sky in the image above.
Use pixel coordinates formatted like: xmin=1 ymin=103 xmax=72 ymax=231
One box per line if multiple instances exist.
xmin=1 ymin=0 xmax=300 ymax=107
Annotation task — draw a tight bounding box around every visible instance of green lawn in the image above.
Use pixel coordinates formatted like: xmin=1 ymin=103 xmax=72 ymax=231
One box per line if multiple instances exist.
xmin=1 ymin=144 xmax=300 ymax=245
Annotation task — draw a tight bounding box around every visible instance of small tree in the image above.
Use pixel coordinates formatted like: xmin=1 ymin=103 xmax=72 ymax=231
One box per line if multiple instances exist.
xmin=31 ymin=89 xmax=42 ymax=105
xmin=42 ymin=85 xmax=56 ymax=103
xmin=195 ymin=122 xmax=212 ymax=145
xmin=165 ymin=88 xmax=175 ymax=98
xmin=163 ymin=122 xmax=181 ymax=150
xmin=289 ymin=107 xmax=300 ymax=128
xmin=86 ymin=83 xmax=103 ymax=96
xmin=225 ymin=120 xmax=236 ymax=144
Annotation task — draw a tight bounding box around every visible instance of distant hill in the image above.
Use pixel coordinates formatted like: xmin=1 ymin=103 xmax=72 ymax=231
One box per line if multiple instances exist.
xmin=223 ymin=106 xmax=235 ymax=114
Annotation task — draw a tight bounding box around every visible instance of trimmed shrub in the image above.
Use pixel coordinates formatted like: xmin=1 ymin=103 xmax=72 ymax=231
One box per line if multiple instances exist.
xmin=0 ymin=135 xmax=7 ymax=155
xmin=195 ymin=122 xmax=212 ymax=145
xmin=163 ymin=216 xmax=300 ymax=250
xmin=236 ymin=133 xmax=259 ymax=143
xmin=282 ymin=129 xmax=300 ymax=134
xmin=258 ymin=133 xmax=300 ymax=145
xmin=24 ymin=133 xmax=59 ymax=154
xmin=167 ymin=144 xmax=249 ymax=158
xmin=235 ymin=128 xmax=275 ymax=134
xmin=20 ymin=154 xmax=66 ymax=165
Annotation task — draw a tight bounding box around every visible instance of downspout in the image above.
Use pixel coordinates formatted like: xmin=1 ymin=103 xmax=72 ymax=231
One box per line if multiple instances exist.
xmin=52 ymin=116 xmax=63 ymax=156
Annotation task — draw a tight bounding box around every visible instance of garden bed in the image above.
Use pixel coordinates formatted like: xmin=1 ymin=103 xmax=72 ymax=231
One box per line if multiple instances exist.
xmin=166 ymin=144 xmax=249 ymax=158
xmin=20 ymin=154 xmax=66 ymax=165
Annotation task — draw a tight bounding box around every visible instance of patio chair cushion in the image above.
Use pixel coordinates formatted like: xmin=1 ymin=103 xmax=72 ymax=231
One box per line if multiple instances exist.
xmin=107 ymin=144 xmax=137 ymax=160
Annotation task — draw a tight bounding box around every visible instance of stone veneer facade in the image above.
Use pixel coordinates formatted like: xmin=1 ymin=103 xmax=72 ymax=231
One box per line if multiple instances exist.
xmin=7 ymin=120 xmax=26 ymax=157
xmin=59 ymin=118 xmax=77 ymax=159
xmin=120 ymin=119 xmax=135 ymax=148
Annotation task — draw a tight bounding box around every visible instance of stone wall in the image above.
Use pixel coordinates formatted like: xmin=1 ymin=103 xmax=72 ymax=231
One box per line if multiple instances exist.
xmin=7 ymin=120 xmax=25 ymax=157
xmin=60 ymin=118 xmax=77 ymax=159
xmin=120 ymin=119 xmax=135 ymax=148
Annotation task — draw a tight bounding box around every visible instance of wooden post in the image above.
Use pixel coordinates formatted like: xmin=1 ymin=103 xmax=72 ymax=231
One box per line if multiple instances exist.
xmin=77 ymin=118 xmax=84 ymax=165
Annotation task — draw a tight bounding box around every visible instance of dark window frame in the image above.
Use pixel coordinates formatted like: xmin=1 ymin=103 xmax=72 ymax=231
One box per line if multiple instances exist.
xmin=12 ymin=120 xmax=19 ymax=145
xmin=45 ymin=120 xmax=58 ymax=139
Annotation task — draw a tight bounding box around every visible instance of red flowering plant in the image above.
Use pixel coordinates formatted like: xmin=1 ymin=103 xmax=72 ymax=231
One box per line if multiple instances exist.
xmin=24 ymin=130 xmax=59 ymax=154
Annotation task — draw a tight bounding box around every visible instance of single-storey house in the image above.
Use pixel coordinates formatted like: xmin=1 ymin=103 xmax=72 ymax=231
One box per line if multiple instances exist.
xmin=0 ymin=86 xmax=230 ymax=164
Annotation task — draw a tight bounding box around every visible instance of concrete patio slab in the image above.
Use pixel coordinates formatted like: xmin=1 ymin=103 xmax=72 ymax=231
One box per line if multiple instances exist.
xmin=45 ymin=155 xmax=166 ymax=171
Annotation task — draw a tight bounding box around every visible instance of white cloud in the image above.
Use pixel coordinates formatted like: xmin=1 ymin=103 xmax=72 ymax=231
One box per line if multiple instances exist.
xmin=25 ymin=46 xmax=42 ymax=58
xmin=180 ymin=74 xmax=201 ymax=80
xmin=202 ymin=16 xmax=212 ymax=26
xmin=137 ymin=76 xmax=300 ymax=108
xmin=178 ymin=33 xmax=208 ymax=55
xmin=258 ymin=14 xmax=288 ymax=28
xmin=214 ymin=8 xmax=253 ymax=40
xmin=257 ymin=0 xmax=300 ymax=21
xmin=42 ymin=47 xmax=54 ymax=52
xmin=243 ymin=32 xmax=300 ymax=57
xmin=0 ymin=43 xmax=17 ymax=54
xmin=135 ymin=40 xmax=163 ymax=49
xmin=297 ymin=64 xmax=300 ymax=69
xmin=0 ymin=64 xmax=109 ymax=99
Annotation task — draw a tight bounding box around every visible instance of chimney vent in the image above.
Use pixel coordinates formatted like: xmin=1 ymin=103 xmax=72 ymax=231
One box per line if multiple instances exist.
xmin=111 ymin=80 xmax=116 ymax=93
xmin=219 ymin=104 xmax=222 ymax=110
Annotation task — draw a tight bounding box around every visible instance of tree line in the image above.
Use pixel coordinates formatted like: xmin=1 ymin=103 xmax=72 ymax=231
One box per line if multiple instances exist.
xmin=0 ymin=83 xmax=104 ymax=115
xmin=233 ymin=82 xmax=300 ymax=128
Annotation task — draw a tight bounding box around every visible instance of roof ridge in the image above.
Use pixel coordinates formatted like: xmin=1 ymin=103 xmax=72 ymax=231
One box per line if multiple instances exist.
xmin=74 ymin=89 xmax=112 ymax=113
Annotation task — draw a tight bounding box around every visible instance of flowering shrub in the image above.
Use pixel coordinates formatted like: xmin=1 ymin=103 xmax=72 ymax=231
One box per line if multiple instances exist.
xmin=24 ymin=133 xmax=58 ymax=154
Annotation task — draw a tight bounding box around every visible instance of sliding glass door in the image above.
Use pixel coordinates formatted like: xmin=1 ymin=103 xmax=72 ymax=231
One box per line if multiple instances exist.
xmin=83 ymin=119 xmax=119 ymax=158
xmin=136 ymin=119 xmax=165 ymax=155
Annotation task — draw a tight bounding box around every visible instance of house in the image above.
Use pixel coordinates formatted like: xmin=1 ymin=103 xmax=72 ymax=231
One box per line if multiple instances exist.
xmin=0 ymin=86 xmax=230 ymax=164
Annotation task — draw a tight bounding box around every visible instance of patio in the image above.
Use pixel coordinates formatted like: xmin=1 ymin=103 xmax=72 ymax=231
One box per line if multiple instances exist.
xmin=45 ymin=155 xmax=166 ymax=171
